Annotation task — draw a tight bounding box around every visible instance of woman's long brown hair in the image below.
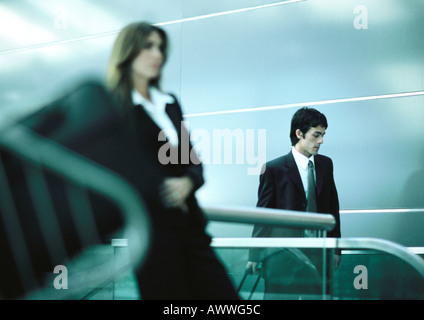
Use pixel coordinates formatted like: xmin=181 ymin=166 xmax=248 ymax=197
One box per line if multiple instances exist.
xmin=105 ymin=22 xmax=168 ymax=104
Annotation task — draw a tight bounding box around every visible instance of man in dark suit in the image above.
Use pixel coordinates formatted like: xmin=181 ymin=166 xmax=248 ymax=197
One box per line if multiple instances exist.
xmin=247 ymin=107 xmax=341 ymax=299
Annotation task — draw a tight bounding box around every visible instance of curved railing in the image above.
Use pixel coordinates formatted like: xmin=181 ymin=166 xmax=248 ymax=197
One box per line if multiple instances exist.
xmin=0 ymin=115 xmax=150 ymax=299
xmin=211 ymin=237 xmax=424 ymax=279
xmin=205 ymin=205 xmax=424 ymax=299
xmin=205 ymin=205 xmax=424 ymax=278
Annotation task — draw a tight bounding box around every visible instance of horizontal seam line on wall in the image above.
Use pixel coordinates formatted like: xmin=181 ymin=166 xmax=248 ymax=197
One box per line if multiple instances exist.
xmin=184 ymin=90 xmax=424 ymax=118
xmin=0 ymin=0 xmax=305 ymax=56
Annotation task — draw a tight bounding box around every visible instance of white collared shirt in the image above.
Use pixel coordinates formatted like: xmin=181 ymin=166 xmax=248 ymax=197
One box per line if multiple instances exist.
xmin=291 ymin=146 xmax=316 ymax=198
xmin=132 ymin=87 xmax=179 ymax=146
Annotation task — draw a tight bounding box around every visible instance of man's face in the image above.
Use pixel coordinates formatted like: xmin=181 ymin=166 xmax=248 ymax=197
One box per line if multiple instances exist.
xmin=295 ymin=125 xmax=326 ymax=158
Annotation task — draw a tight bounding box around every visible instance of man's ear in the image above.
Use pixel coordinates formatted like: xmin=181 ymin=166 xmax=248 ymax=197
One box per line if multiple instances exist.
xmin=295 ymin=129 xmax=303 ymax=139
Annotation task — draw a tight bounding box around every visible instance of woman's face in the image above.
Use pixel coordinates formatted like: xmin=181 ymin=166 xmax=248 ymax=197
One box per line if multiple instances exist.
xmin=131 ymin=31 xmax=164 ymax=83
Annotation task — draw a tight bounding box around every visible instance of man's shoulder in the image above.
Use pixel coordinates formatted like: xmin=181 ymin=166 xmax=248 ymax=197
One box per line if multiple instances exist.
xmin=314 ymin=154 xmax=335 ymax=172
xmin=265 ymin=152 xmax=333 ymax=169
xmin=264 ymin=152 xmax=292 ymax=169
xmin=269 ymin=153 xmax=288 ymax=164
xmin=315 ymin=154 xmax=333 ymax=163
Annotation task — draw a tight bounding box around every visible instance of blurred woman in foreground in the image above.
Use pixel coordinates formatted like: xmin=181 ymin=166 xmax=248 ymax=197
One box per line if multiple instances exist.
xmin=106 ymin=22 xmax=239 ymax=300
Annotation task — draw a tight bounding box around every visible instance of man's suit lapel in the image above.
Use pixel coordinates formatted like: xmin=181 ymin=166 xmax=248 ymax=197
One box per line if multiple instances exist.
xmin=314 ymin=156 xmax=324 ymax=196
xmin=285 ymin=152 xmax=306 ymax=198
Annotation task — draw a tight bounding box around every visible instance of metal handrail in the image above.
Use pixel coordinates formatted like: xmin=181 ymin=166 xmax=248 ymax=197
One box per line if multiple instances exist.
xmin=204 ymin=205 xmax=336 ymax=231
xmin=0 ymin=115 xmax=150 ymax=299
xmin=211 ymin=237 xmax=424 ymax=278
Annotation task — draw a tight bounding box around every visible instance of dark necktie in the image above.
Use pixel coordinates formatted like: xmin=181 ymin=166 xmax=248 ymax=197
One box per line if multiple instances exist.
xmin=306 ymin=160 xmax=317 ymax=212
xmin=305 ymin=160 xmax=318 ymax=237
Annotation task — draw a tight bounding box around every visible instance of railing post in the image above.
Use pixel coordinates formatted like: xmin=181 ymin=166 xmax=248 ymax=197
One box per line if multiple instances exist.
xmin=111 ymin=238 xmax=129 ymax=300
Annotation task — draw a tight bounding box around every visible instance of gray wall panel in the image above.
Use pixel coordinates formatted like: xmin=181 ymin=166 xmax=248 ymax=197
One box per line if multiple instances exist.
xmin=1 ymin=0 xmax=423 ymax=245
xmin=179 ymin=0 xmax=424 ymax=115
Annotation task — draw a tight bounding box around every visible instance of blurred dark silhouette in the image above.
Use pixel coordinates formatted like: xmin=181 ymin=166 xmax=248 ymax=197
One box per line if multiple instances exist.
xmin=0 ymin=81 xmax=152 ymax=299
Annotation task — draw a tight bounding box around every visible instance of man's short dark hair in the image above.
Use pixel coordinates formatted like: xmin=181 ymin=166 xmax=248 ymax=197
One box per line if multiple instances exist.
xmin=290 ymin=107 xmax=328 ymax=146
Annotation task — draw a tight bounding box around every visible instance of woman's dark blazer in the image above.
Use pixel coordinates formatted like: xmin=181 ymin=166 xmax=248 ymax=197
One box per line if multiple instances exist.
xmin=124 ymin=94 xmax=207 ymax=229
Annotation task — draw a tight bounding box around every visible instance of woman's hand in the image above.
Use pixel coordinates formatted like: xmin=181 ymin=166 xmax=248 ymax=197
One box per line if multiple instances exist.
xmin=160 ymin=176 xmax=194 ymax=210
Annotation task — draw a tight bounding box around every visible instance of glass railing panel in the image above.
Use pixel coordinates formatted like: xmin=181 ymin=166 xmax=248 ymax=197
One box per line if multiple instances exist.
xmin=214 ymin=245 xmax=333 ymax=300
xmin=213 ymin=247 xmax=265 ymax=300
xmin=212 ymin=238 xmax=424 ymax=300
xmin=333 ymin=249 xmax=424 ymax=300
